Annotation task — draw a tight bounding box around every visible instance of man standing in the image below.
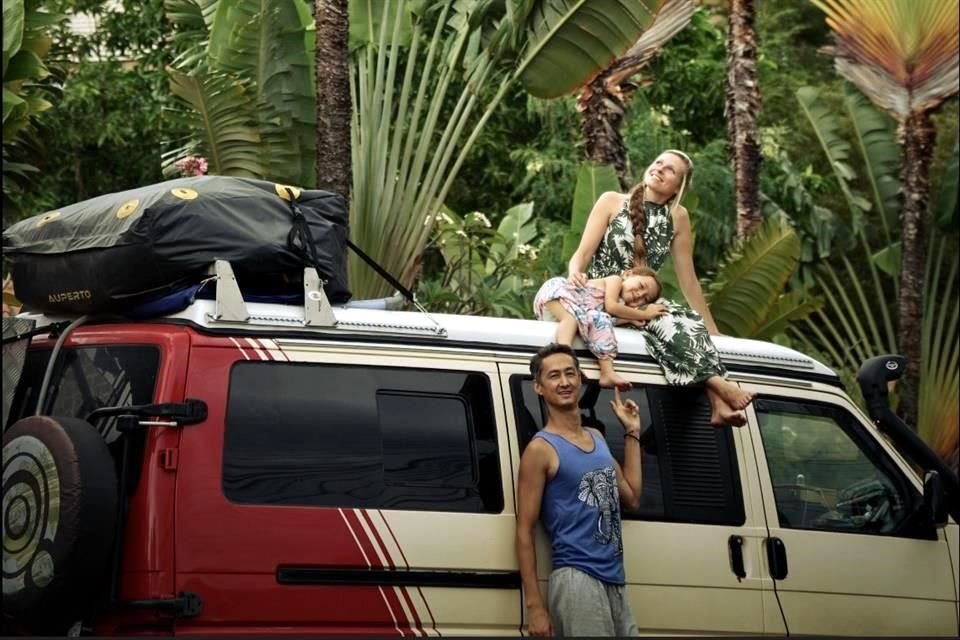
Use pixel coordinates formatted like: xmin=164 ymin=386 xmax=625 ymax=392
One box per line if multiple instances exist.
xmin=516 ymin=343 xmax=643 ymax=636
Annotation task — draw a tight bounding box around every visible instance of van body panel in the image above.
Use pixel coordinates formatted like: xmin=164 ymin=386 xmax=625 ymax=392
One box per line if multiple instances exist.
xmin=174 ymin=340 xmax=521 ymax=634
xmin=947 ymin=521 xmax=960 ymax=633
xmin=49 ymin=326 xmax=190 ymax=600
xmin=743 ymin=385 xmax=957 ymax=635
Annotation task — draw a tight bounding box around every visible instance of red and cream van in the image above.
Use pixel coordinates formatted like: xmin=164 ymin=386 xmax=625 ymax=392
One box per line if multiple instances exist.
xmin=3 ymin=287 xmax=958 ymax=636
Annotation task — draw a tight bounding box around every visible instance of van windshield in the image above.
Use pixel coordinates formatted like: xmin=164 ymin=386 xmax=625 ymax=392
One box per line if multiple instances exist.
xmin=6 ymin=346 xmax=160 ymax=442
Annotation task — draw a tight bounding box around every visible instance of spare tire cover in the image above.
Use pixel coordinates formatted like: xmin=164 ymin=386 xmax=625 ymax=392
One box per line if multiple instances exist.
xmin=2 ymin=416 xmax=118 ymax=623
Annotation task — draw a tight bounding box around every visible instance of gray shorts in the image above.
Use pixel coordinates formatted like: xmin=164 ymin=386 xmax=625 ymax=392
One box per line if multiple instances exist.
xmin=547 ymin=566 xmax=638 ymax=637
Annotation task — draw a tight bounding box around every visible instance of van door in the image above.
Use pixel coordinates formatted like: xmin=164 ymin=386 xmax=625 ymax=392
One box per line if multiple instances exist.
xmin=745 ymin=391 xmax=958 ymax=636
xmin=501 ymin=362 xmax=781 ymax=635
xmin=174 ymin=338 xmax=520 ymax=635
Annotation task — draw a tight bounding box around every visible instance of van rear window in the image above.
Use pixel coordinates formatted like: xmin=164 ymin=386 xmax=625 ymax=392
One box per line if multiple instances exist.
xmin=223 ymin=362 xmax=504 ymax=513
xmin=8 ymin=346 xmax=160 ymax=441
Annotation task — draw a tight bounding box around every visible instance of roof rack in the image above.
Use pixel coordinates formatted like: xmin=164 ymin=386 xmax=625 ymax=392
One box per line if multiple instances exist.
xmin=205 ymin=260 xmax=446 ymax=337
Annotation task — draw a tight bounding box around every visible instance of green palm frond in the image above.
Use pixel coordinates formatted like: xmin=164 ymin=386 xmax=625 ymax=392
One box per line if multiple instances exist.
xmin=936 ymin=135 xmax=959 ymax=231
xmin=919 ymin=233 xmax=959 ymax=446
xmin=206 ymin=0 xmax=315 ymax=185
xmin=796 ymin=86 xmax=870 ymax=227
xmin=707 ymin=214 xmax=810 ymax=338
xmin=791 ymin=253 xmax=898 ymax=375
xmin=843 ymin=84 xmax=900 ymax=242
xmin=164 ymin=0 xmax=219 ymax=71
xmin=811 ymin=0 xmax=959 ymax=117
xmin=164 ymin=69 xmax=265 ymax=177
xmin=563 ymin=162 xmax=620 ymax=261
xmin=797 ymin=84 xmax=898 ymax=346
xmin=517 ymin=0 xmax=664 ymax=99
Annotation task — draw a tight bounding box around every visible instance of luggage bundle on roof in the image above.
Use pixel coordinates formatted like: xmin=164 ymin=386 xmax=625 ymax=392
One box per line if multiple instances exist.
xmin=2 ymin=176 xmax=351 ymax=315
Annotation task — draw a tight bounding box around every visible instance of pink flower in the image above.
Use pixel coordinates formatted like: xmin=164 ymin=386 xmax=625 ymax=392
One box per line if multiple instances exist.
xmin=175 ymin=155 xmax=209 ymax=177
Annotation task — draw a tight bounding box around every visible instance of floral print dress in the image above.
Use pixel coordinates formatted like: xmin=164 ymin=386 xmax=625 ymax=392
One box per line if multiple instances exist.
xmin=533 ymin=277 xmax=619 ymax=360
xmin=586 ymin=200 xmax=726 ymax=385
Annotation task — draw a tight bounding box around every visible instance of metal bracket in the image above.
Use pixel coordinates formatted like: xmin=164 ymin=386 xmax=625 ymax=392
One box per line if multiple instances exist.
xmin=207 ymin=259 xmax=249 ymax=322
xmin=303 ymin=267 xmax=336 ymax=327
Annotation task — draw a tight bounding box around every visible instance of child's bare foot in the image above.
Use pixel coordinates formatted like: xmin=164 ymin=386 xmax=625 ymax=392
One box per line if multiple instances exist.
xmin=599 ymin=372 xmax=632 ymax=390
xmin=708 ymin=377 xmax=755 ymax=411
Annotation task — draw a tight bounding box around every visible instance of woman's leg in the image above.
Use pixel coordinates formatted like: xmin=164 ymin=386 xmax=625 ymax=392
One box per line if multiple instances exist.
xmin=641 ymin=300 xmax=752 ymax=426
xmin=705 ymin=387 xmax=747 ymax=427
xmin=705 ymin=375 xmax=755 ymax=410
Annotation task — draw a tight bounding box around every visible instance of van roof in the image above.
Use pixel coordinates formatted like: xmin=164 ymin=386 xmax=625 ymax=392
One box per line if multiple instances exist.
xmin=20 ymin=297 xmax=838 ymax=381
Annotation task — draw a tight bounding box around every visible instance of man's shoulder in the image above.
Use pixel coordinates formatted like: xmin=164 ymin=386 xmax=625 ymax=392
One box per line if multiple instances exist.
xmin=520 ymin=433 xmax=559 ymax=470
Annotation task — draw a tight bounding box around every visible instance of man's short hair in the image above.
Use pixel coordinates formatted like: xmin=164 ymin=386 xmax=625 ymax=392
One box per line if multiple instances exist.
xmin=530 ymin=342 xmax=580 ymax=381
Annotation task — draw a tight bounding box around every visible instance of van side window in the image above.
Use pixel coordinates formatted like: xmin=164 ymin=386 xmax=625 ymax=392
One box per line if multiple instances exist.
xmin=756 ymin=399 xmax=919 ymax=536
xmin=224 ymin=362 xmax=504 ymax=513
xmin=511 ymin=376 xmax=744 ymax=525
xmin=8 ymin=346 xmax=160 ymax=442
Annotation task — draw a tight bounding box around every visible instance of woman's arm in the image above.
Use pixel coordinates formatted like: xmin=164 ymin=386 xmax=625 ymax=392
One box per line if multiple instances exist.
xmin=567 ymin=191 xmax=624 ymax=286
xmin=671 ymin=206 xmax=721 ymax=335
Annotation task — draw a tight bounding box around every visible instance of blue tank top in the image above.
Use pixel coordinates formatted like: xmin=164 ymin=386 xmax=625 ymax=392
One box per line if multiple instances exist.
xmin=535 ymin=430 xmax=625 ymax=585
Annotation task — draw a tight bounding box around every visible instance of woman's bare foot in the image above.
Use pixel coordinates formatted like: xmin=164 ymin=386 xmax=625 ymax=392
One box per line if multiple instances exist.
xmin=710 ymin=405 xmax=746 ymax=427
xmin=707 ymin=389 xmax=746 ymax=427
xmin=707 ymin=376 xmax=755 ymax=411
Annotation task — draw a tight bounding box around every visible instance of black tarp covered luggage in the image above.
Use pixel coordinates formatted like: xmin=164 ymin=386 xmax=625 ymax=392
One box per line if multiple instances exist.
xmin=2 ymin=176 xmax=351 ymax=314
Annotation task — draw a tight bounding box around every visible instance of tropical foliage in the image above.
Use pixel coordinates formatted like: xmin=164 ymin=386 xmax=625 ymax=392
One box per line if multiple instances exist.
xmin=2 ymin=0 xmax=65 ymax=222
xmin=417 ymin=203 xmax=541 ymax=318
xmin=162 ymin=0 xmax=315 ymax=185
xmin=706 ymin=214 xmax=820 ymax=339
xmin=347 ymin=0 xmax=668 ymax=298
xmin=788 ymin=79 xmax=959 ymax=446
xmin=811 ymin=0 xmax=960 ymax=427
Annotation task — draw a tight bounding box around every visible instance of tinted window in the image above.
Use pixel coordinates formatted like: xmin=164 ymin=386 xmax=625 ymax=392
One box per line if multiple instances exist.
xmin=512 ymin=376 xmax=743 ymax=525
xmin=224 ymin=362 xmax=503 ymax=513
xmin=757 ymin=399 xmax=919 ymax=536
xmin=9 ymin=346 xmax=160 ymax=442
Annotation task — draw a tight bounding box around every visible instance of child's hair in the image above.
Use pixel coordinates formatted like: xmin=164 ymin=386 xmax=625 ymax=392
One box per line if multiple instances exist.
xmin=622 ymin=266 xmax=662 ymax=302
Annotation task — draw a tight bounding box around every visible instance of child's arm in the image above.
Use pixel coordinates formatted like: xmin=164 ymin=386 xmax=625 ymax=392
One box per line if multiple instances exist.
xmin=602 ymin=276 xmax=668 ymax=322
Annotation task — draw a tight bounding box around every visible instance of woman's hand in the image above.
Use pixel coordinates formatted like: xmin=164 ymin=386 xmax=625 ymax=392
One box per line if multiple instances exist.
xmin=568 ymin=271 xmax=588 ymax=287
xmin=636 ymin=303 xmax=668 ymax=320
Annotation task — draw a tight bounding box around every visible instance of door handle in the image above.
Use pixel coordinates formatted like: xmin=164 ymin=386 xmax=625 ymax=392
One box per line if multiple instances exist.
xmin=766 ymin=536 xmax=788 ymax=580
xmin=728 ymin=535 xmax=746 ymax=581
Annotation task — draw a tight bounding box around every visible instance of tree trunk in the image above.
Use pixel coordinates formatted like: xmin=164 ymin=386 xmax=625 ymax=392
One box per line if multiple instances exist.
xmin=578 ymin=52 xmax=664 ymax=190
xmin=314 ymin=0 xmax=352 ymax=203
xmin=575 ymin=0 xmax=694 ymax=191
xmin=896 ymin=111 xmax=935 ymax=430
xmin=725 ymin=0 xmax=762 ymax=241
xmin=578 ymin=78 xmax=632 ymax=190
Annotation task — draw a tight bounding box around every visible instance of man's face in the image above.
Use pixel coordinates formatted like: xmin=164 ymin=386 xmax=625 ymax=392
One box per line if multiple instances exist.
xmin=534 ymin=353 xmax=581 ymax=410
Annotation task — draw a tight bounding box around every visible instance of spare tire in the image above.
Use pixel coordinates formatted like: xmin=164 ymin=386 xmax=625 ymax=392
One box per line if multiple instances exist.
xmin=2 ymin=416 xmax=118 ymax=631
